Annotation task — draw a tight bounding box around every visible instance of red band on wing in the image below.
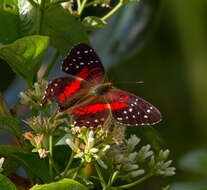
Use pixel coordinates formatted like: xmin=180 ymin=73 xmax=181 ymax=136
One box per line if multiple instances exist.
xmin=73 ymin=95 xmax=130 ymax=115
xmin=76 ymin=66 xmax=101 ymax=80
xmin=110 ymin=95 xmax=129 ymax=110
xmin=73 ymin=103 xmax=109 ymax=115
xmin=59 ymin=79 xmax=82 ymax=102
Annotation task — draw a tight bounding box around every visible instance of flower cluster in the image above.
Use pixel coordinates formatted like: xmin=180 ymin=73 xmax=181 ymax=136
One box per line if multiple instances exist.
xmin=20 ymin=79 xmax=48 ymax=107
xmin=24 ymin=132 xmax=48 ymax=158
xmin=66 ymin=127 xmax=111 ymax=169
xmin=65 ymin=124 xmax=175 ymax=182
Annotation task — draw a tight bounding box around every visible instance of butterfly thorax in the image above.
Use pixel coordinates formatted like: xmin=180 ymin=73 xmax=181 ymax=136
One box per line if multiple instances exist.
xmin=89 ymin=82 xmax=112 ymax=96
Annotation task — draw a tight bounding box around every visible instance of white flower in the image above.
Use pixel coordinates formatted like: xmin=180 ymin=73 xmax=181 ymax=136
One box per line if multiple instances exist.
xmin=90 ymin=148 xmax=99 ymax=153
xmin=127 ymin=135 xmax=140 ymax=152
xmin=128 ymin=169 xmax=145 ymax=178
xmin=0 ymin=157 xmax=5 ymax=171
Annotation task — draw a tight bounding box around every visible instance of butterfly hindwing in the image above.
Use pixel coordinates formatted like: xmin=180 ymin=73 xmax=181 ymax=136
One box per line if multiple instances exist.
xmin=62 ymin=43 xmax=105 ymax=83
xmin=106 ymin=90 xmax=162 ymax=126
xmin=40 ymin=76 xmax=90 ymax=111
xmin=71 ymin=96 xmax=110 ymax=128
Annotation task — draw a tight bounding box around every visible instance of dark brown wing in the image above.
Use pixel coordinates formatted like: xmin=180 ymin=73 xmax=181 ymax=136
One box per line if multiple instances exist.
xmin=40 ymin=76 xmax=90 ymax=111
xmin=62 ymin=43 xmax=105 ymax=84
xmin=105 ymin=89 xmax=162 ymax=126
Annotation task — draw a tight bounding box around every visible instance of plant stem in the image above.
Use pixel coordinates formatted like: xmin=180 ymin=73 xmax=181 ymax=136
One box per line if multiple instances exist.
xmin=49 ymin=135 xmax=53 ymax=181
xmin=36 ymin=0 xmax=46 ymax=34
xmin=115 ymin=172 xmax=154 ymax=189
xmin=72 ymin=160 xmax=84 ymax=179
xmin=78 ymin=0 xmax=88 ymax=16
xmin=62 ymin=151 xmax=75 ymax=178
xmin=94 ymin=162 xmax=106 ymax=188
xmin=43 ymin=51 xmax=59 ymax=79
xmin=102 ymin=1 xmax=124 ymax=21
xmin=77 ymin=0 xmax=81 ymax=11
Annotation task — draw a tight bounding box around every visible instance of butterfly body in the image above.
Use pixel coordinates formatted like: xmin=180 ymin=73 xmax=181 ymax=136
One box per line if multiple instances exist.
xmin=41 ymin=43 xmax=162 ymax=128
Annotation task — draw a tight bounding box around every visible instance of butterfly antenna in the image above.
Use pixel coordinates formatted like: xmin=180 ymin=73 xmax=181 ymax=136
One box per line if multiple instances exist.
xmin=113 ymin=81 xmax=144 ymax=85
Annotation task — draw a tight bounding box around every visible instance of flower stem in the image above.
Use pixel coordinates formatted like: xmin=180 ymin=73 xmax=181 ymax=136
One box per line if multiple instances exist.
xmin=49 ymin=135 xmax=53 ymax=181
xmin=72 ymin=160 xmax=84 ymax=179
xmin=43 ymin=51 xmax=59 ymax=79
xmin=62 ymin=151 xmax=75 ymax=178
xmin=115 ymin=172 xmax=154 ymax=189
xmin=102 ymin=1 xmax=124 ymax=21
xmin=78 ymin=0 xmax=88 ymax=16
xmin=94 ymin=162 xmax=106 ymax=188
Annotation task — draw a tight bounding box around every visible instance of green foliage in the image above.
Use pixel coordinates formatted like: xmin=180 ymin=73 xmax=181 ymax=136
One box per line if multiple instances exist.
xmin=0 ymin=173 xmax=17 ymax=190
xmin=0 ymin=0 xmax=20 ymax=44
xmin=0 ymin=117 xmax=23 ymax=139
xmin=30 ymin=179 xmax=88 ymax=190
xmin=41 ymin=5 xmax=89 ymax=56
xmin=0 ymin=146 xmax=50 ymax=183
xmin=0 ymin=35 xmax=49 ymax=84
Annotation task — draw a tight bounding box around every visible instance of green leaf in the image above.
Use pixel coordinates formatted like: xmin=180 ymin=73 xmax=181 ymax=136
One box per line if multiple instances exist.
xmin=42 ymin=5 xmax=89 ymax=56
xmin=82 ymin=16 xmax=107 ymax=31
xmin=30 ymin=179 xmax=88 ymax=190
xmin=0 ymin=146 xmax=50 ymax=183
xmin=179 ymin=150 xmax=207 ymax=176
xmin=0 ymin=35 xmax=49 ymax=83
xmin=0 ymin=0 xmax=20 ymax=44
xmin=0 ymin=117 xmax=23 ymax=139
xmin=18 ymin=0 xmax=38 ymax=35
xmin=53 ymin=145 xmax=71 ymax=171
xmin=0 ymin=173 xmax=17 ymax=190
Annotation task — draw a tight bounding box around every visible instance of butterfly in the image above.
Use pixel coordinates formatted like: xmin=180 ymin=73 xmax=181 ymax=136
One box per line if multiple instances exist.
xmin=40 ymin=43 xmax=162 ymax=128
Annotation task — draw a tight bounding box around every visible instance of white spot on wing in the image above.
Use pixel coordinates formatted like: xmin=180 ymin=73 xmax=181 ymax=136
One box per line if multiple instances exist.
xmin=129 ymin=108 xmax=133 ymax=112
xmin=144 ymin=115 xmax=148 ymax=118
xmin=147 ymin=109 xmax=151 ymax=113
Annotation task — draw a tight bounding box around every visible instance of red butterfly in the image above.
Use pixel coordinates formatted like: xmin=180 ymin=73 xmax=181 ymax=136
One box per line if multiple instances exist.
xmin=40 ymin=43 xmax=162 ymax=128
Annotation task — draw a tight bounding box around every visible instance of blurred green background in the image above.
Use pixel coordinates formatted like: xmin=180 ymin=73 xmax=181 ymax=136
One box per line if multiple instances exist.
xmin=1 ymin=0 xmax=207 ymax=189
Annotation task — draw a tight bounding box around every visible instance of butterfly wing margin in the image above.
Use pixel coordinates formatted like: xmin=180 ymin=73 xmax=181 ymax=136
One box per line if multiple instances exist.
xmin=106 ymin=89 xmax=162 ymax=126
xmin=62 ymin=43 xmax=105 ymax=84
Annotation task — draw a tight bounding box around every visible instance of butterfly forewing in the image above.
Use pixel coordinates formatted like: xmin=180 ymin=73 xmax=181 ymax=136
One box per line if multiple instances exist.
xmin=40 ymin=76 xmax=90 ymax=111
xmin=106 ymin=90 xmax=162 ymax=126
xmin=62 ymin=43 xmax=105 ymax=84
xmin=71 ymin=96 xmax=110 ymax=128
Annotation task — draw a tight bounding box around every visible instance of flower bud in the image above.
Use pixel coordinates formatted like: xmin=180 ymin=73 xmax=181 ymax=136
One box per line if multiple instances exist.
xmin=24 ymin=132 xmax=34 ymax=141
xmin=38 ymin=149 xmax=49 ymax=159
xmin=34 ymin=134 xmax=43 ymax=147
xmin=128 ymin=169 xmax=145 ymax=178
